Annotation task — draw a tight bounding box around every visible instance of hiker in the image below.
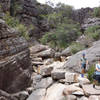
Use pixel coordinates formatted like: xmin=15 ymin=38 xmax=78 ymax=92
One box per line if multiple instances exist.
xmin=79 ymin=53 xmax=88 ymax=77
xmin=93 ymin=59 xmax=100 ymax=88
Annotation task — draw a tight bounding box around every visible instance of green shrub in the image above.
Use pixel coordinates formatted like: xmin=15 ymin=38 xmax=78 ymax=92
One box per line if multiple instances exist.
xmin=3 ymin=13 xmax=29 ymax=40
xmin=85 ymin=25 xmax=100 ymax=33
xmin=85 ymin=25 xmax=100 ymax=41
xmin=92 ymin=7 xmax=100 ymax=17
xmin=55 ymin=3 xmax=73 ymax=18
xmin=16 ymin=24 xmax=29 ymax=40
xmin=40 ymin=21 xmax=81 ymax=49
xmin=87 ymin=65 xmax=95 ymax=82
xmin=90 ymin=31 xmax=100 ymax=40
xmin=3 ymin=12 xmax=19 ymax=27
xmin=70 ymin=42 xmax=85 ymax=54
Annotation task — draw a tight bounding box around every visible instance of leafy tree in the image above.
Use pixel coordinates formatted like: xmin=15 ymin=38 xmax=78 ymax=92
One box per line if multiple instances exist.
xmin=55 ymin=3 xmax=73 ymax=18
xmin=40 ymin=19 xmax=81 ymax=49
xmin=85 ymin=25 xmax=100 ymax=41
xmin=88 ymin=65 xmax=95 ymax=82
xmin=93 ymin=7 xmax=100 ymax=17
xmin=40 ymin=4 xmax=74 ymax=29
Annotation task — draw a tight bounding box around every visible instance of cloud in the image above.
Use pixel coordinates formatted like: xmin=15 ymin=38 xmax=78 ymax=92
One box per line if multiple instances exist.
xmin=37 ymin=0 xmax=100 ymax=9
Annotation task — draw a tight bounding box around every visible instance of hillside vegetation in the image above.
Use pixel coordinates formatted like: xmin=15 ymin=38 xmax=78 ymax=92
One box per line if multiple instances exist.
xmin=1 ymin=1 xmax=100 ymax=52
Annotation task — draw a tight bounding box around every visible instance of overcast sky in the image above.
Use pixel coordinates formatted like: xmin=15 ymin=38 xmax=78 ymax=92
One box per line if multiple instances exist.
xmin=37 ymin=0 xmax=100 ymax=9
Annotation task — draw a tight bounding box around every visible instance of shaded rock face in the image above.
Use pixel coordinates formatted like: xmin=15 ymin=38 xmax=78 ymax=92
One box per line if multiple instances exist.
xmin=72 ymin=8 xmax=93 ymax=25
xmin=0 ymin=0 xmax=53 ymax=40
xmin=63 ymin=40 xmax=100 ymax=72
xmin=0 ymin=0 xmax=10 ymax=12
xmin=82 ymin=17 xmax=100 ymax=30
xmin=0 ymin=19 xmax=32 ymax=93
xmin=19 ymin=0 xmax=53 ymax=39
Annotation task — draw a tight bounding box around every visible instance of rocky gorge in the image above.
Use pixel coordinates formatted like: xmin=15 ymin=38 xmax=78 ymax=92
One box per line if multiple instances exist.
xmin=0 ymin=0 xmax=100 ymax=100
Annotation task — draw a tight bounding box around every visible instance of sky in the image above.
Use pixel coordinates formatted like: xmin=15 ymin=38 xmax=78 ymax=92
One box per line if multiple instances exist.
xmin=37 ymin=0 xmax=100 ymax=9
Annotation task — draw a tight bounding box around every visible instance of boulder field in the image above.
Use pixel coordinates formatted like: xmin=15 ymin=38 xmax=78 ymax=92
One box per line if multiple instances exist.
xmin=27 ymin=44 xmax=100 ymax=100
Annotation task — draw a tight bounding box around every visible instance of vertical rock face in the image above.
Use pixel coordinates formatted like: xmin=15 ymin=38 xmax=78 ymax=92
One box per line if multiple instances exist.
xmin=0 ymin=0 xmax=10 ymax=12
xmin=72 ymin=8 xmax=93 ymax=24
xmin=0 ymin=19 xmax=32 ymax=93
xmin=21 ymin=0 xmax=39 ymax=24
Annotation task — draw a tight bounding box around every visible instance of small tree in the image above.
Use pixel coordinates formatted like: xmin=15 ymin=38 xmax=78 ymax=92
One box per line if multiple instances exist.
xmin=88 ymin=65 xmax=95 ymax=82
xmin=85 ymin=25 xmax=100 ymax=41
xmin=93 ymin=7 xmax=100 ymax=17
xmin=40 ymin=20 xmax=81 ymax=49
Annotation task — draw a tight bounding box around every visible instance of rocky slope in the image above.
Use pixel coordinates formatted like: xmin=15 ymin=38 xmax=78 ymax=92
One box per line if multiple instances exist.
xmin=26 ymin=44 xmax=100 ymax=100
xmin=63 ymin=40 xmax=100 ymax=73
xmin=0 ymin=0 xmax=93 ymax=41
xmin=72 ymin=7 xmax=93 ymax=25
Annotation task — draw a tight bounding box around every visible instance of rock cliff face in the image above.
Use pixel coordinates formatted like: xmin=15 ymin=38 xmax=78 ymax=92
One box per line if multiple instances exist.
xmin=82 ymin=17 xmax=100 ymax=30
xmin=0 ymin=0 xmax=10 ymax=12
xmin=72 ymin=7 xmax=93 ymax=24
xmin=20 ymin=0 xmax=53 ymax=39
xmin=0 ymin=19 xmax=32 ymax=93
xmin=0 ymin=1 xmax=93 ymax=40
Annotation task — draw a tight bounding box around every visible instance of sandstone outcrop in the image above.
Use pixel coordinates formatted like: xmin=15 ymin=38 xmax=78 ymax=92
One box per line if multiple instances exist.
xmin=72 ymin=8 xmax=93 ymax=24
xmin=0 ymin=19 xmax=32 ymax=94
xmin=82 ymin=17 xmax=100 ymax=30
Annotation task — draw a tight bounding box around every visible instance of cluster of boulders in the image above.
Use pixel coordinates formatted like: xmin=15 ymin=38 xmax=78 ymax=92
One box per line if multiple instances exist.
xmin=0 ymin=19 xmax=32 ymax=100
xmin=26 ymin=44 xmax=100 ymax=100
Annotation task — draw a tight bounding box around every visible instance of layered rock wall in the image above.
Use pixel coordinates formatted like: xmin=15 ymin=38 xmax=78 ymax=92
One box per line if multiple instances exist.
xmin=0 ymin=19 xmax=32 ymax=93
xmin=0 ymin=0 xmax=10 ymax=12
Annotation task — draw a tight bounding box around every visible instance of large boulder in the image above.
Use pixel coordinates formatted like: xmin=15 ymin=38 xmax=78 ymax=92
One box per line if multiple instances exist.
xmin=65 ymin=72 xmax=79 ymax=83
xmin=0 ymin=89 xmax=29 ymax=100
xmin=63 ymin=85 xmax=83 ymax=95
xmin=27 ymin=89 xmax=46 ymax=100
xmin=33 ymin=77 xmax=53 ymax=89
xmin=82 ymin=84 xmax=100 ymax=95
xmin=40 ymin=66 xmax=53 ymax=76
xmin=39 ymin=61 xmax=65 ymax=77
xmin=60 ymin=47 xmax=71 ymax=57
xmin=30 ymin=44 xmax=49 ymax=55
xmin=77 ymin=76 xmax=90 ymax=85
xmin=0 ymin=19 xmax=32 ymax=93
xmin=80 ymin=96 xmax=88 ymax=100
xmin=65 ymin=95 xmax=77 ymax=100
xmin=35 ymin=48 xmax=55 ymax=58
xmin=89 ymin=95 xmax=100 ymax=100
xmin=51 ymin=70 xmax=66 ymax=80
xmin=30 ymin=44 xmax=55 ymax=58
xmin=44 ymin=83 xmax=66 ymax=100
xmin=63 ymin=40 xmax=100 ymax=72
